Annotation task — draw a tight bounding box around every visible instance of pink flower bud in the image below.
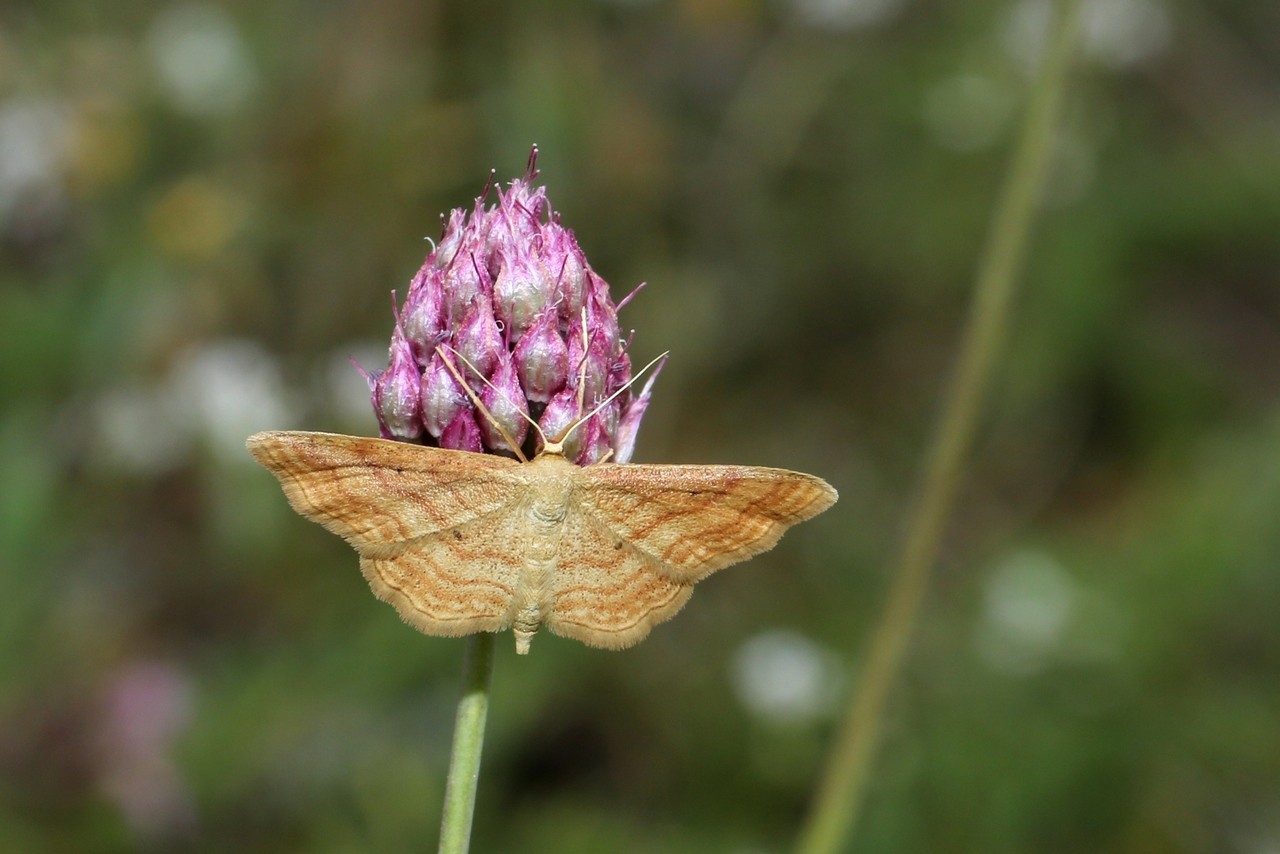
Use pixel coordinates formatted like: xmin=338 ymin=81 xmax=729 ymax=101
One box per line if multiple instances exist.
xmin=454 ymin=293 xmax=503 ymax=380
xmin=433 ymin=208 xmax=467 ymax=270
xmin=574 ymin=411 xmax=614 ymax=466
xmin=538 ymin=385 xmax=582 ymax=458
xmin=441 ymin=250 xmax=492 ymax=321
xmin=610 ymin=349 xmax=632 ymax=395
xmin=507 ymin=176 xmax=549 ymax=223
xmin=494 ymin=249 xmax=552 ymax=342
xmin=373 ymin=316 xmax=423 ymax=441
xmin=543 ymin=223 xmax=588 ymax=321
xmin=584 ymin=273 xmax=622 ymax=353
xmin=401 ymin=261 xmax=446 ymax=365
xmin=512 ymin=307 xmax=569 ymax=403
xmin=478 ymin=353 xmax=530 ymax=456
xmin=490 ymin=180 xmax=546 ymax=257
xmin=440 ymin=407 xmax=483 ymax=453
xmin=566 ymin=321 xmax=611 ymax=406
xmin=419 ymin=350 xmax=467 ymax=438
xmin=614 ymin=357 xmax=663 ymax=464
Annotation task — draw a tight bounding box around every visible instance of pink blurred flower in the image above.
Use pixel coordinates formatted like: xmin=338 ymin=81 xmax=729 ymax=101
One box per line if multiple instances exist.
xmin=95 ymin=660 xmax=196 ymax=841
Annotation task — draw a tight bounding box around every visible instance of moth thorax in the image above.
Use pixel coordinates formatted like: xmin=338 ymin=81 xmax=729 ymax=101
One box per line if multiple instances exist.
xmin=528 ymin=472 xmax=572 ymax=520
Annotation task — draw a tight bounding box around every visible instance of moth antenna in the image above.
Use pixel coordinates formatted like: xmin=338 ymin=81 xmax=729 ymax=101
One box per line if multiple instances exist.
xmin=439 ymin=344 xmax=548 ymax=445
xmin=433 ymin=346 xmax=531 ymax=463
xmin=557 ymin=350 xmax=669 ymax=447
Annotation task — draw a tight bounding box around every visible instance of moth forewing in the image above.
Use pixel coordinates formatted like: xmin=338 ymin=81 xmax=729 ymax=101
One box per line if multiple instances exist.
xmin=575 ymin=462 xmax=838 ymax=583
xmin=245 ymin=431 xmax=524 ymax=550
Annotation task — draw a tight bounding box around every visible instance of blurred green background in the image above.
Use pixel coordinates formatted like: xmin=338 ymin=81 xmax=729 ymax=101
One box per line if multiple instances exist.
xmin=2 ymin=0 xmax=1278 ymax=851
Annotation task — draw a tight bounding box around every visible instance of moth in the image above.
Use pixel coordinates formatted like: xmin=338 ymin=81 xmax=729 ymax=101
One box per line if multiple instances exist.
xmin=247 ymin=428 xmax=836 ymax=654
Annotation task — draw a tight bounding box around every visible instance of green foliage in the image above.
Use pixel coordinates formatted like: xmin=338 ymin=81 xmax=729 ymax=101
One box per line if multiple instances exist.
xmin=1 ymin=0 xmax=1277 ymax=850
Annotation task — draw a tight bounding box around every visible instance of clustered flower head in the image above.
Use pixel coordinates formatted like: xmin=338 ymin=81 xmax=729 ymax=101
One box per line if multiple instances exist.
xmin=363 ymin=148 xmax=660 ymax=466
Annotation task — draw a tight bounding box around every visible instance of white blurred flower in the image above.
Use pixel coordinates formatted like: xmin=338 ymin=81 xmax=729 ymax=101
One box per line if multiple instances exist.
xmin=975 ymin=549 xmax=1076 ymax=674
xmin=1081 ymin=0 xmax=1171 ymax=69
xmin=731 ymin=629 xmax=841 ymax=726
xmin=1003 ymin=0 xmax=1171 ymax=74
xmin=1002 ymin=0 xmax=1055 ymax=72
xmin=94 ymin=339 xmax=300 ymax=472
xmin=787 ymin=0 xmax=908 ymax=30
xmin=148 ymin=3 xmax=257 ymax=115
xmin=0 ymin=97 xmax=72 ymax=226
xmin=95 ymin=381 xmax=193 ymax=473
xmin=176 ymin=339 xmax=299 ymax=462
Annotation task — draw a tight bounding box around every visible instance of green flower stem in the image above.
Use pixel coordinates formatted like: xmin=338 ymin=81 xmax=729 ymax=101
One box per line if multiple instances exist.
xmin=438 ymin=632 xmax=496 ymax=854
xmin=795 ymin=4 xmax=1083 ymax=853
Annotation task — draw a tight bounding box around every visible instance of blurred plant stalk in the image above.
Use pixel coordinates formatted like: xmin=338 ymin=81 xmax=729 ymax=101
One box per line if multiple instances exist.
xmin=438 ymin=633 xmax=494 ymax=854
xmin=795 ymin=3 xmax=1083 ymax=852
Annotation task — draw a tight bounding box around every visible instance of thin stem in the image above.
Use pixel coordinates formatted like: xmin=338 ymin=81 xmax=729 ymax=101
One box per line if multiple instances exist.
xmin=794 ymin=4 xmax=1083 ymax=853
xmin=438 ymin=632 xmax=496 ymax=854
